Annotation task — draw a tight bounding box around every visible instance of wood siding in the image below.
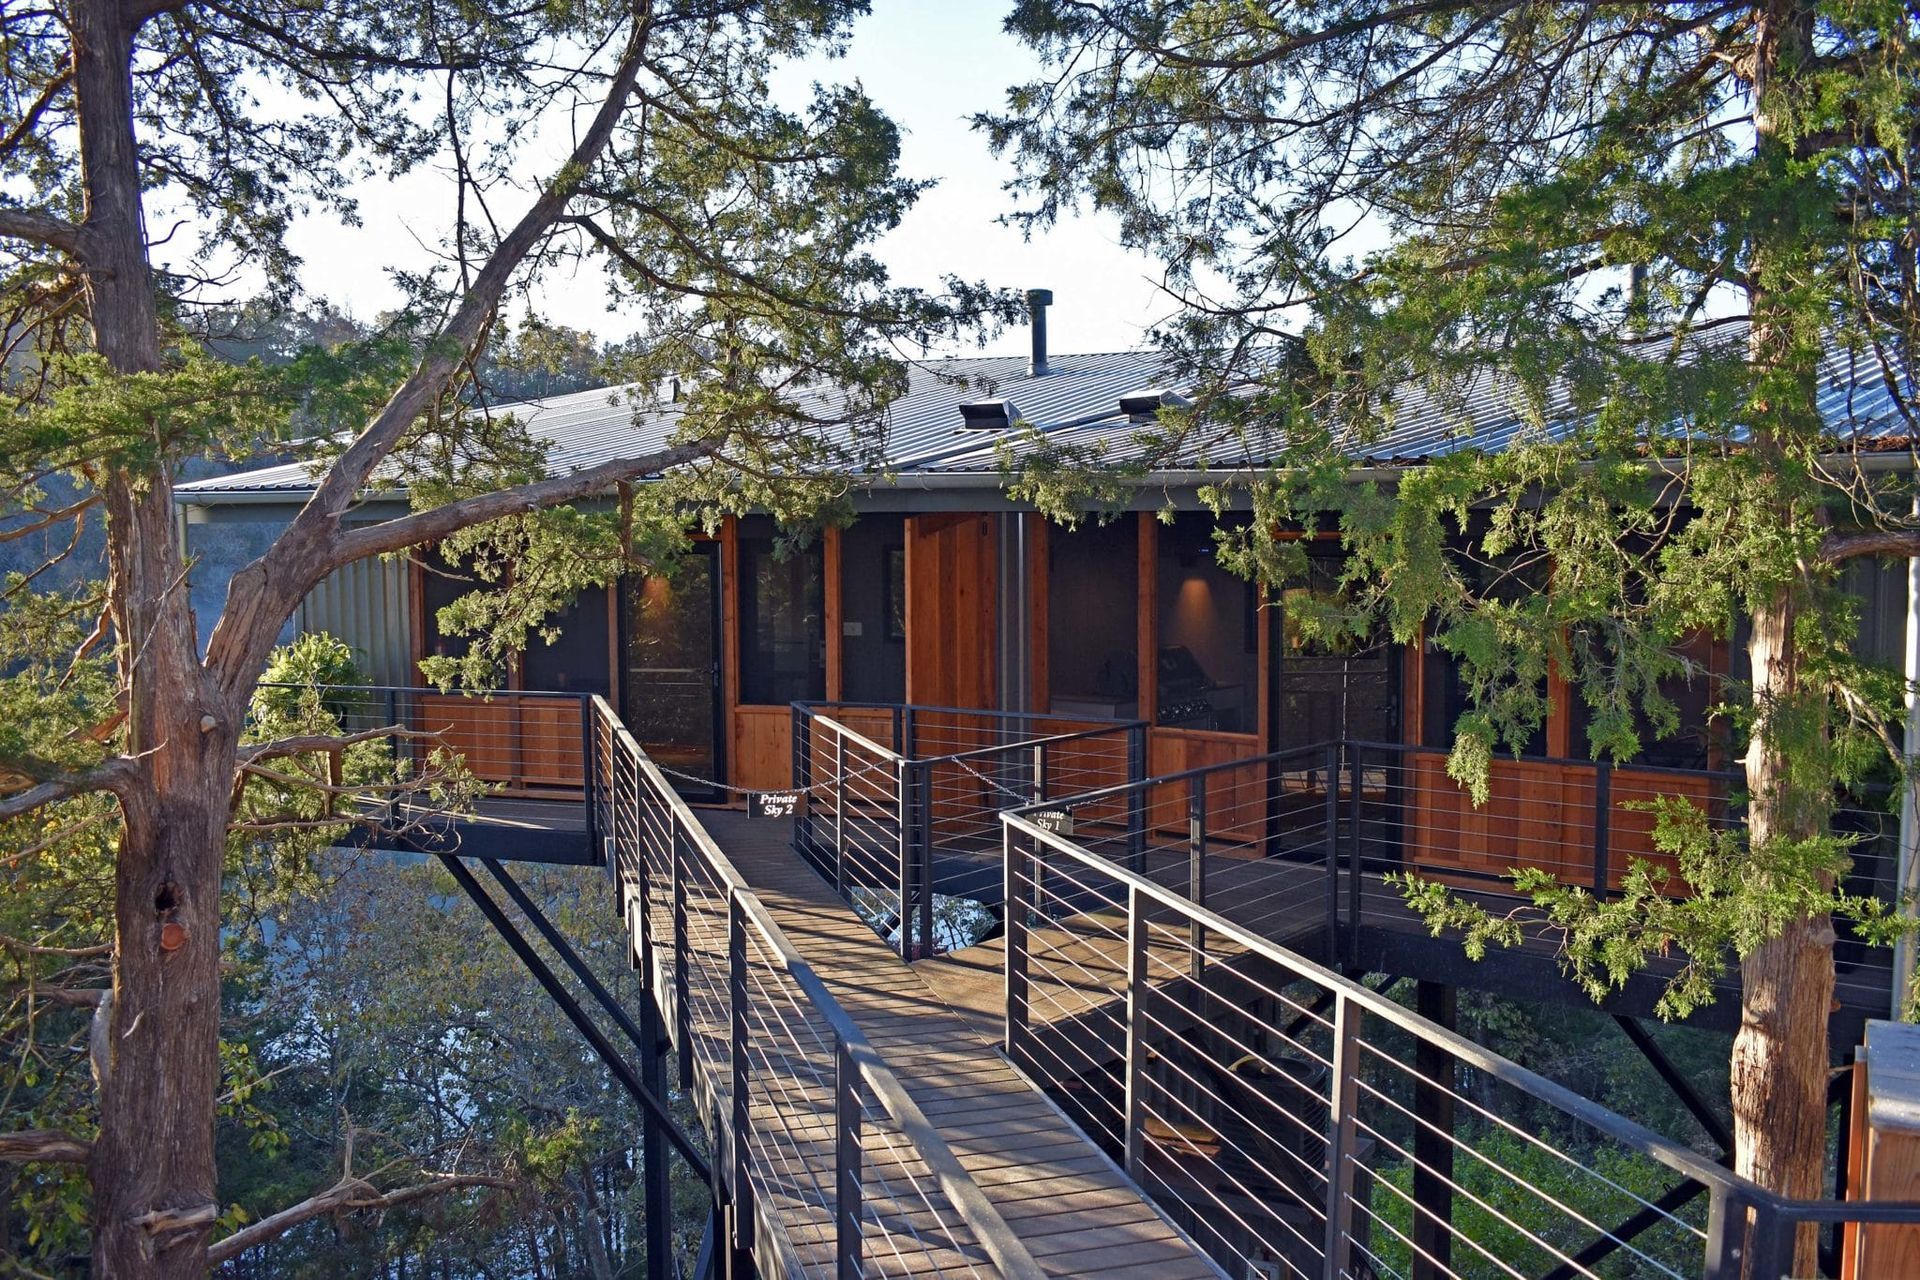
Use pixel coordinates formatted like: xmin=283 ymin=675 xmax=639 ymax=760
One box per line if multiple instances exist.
xmin=413 ymin=692 xmax=585 ymax=796
xmin=1403 ymin=752 xmax=1709 ymax=890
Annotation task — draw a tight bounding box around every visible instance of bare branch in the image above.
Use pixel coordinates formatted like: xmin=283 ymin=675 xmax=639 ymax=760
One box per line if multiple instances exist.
xmin=0 ymin=1128 xmax=90 ymax=1165
xmin=207 ymin=1171 xmax=517 ymax=1265
xmin=0 ymin=759 xmax=135 ymax=822
xmin=235 ymin=724 xmax=437 ymax=767
xmin=1823 ymin=528 xmax=1920 ymax=562
xmin=0 ymin=933 xmax=111 ymax=958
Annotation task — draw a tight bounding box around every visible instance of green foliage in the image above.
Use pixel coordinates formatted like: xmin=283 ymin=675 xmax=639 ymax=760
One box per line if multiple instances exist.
xmin=990 ymin=0 xmax=1920 ymax=1028
xmin=1370 ymin=1123 xmax=1704 ymax=1278
xmin=1395 ymin=796 xmax=1910 ymax=1020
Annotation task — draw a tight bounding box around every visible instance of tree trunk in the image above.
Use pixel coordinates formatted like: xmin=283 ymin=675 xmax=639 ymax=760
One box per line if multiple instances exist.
xmin=1726 ymin=5 xmax=1832 ymax=1271
xmin=73 ymin=0 xmax=235 ymax=1266
xmin=72 ymin=0 xmax=237 ymax=1269
xmin=88 ymin=481 xmax=234 ymax=1278
xmin=1732 ymin=587 xmax=1834 ymax=1275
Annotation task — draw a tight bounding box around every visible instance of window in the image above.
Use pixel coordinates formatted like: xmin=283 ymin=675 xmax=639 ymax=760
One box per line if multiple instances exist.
xmin=1047 ymin=521 xmax=1140 ymax=717
xmin=1154 ymin=514 xmax=1259 ymax=733
xmin=839 ymin=516 xmax=906 ymax=703
xmin=738 ymin=521 xmax=825 ymax=704
xmin=521 ymin=589 xmax=611 ymax=696
xmin=417 ymin=546 xmax=476 ymax=667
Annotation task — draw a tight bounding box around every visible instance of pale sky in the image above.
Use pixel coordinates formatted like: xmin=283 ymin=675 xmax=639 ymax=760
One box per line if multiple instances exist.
xmin=279 ymin=3 xmax=1176 ymax=360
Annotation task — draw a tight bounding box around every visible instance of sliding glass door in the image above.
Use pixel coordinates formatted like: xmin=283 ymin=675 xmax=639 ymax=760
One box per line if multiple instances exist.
xmin=623 ymin=544 xmax=724 ymax=800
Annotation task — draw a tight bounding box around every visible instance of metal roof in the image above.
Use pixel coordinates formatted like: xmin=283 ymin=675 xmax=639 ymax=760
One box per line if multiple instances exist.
xmin=177 ymin=334 xmax=1914 ymax=501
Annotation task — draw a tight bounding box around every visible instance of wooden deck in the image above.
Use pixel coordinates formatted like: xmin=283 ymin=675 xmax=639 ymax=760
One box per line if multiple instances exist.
xmin=699 ymin=811 xmax=1220 ymax=1279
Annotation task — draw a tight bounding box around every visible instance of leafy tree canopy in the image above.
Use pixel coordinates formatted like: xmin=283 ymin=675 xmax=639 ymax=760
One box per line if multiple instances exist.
xmin=985 ymin=0 xmax=1917 ymax=1222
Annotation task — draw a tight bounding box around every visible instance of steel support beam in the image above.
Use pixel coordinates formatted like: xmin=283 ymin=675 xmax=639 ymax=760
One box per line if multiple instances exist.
xmin=435 ymin=854 xmax=710 ymax=1179
xmin=1613 ymin=1014 xmax=1735 ymax=1155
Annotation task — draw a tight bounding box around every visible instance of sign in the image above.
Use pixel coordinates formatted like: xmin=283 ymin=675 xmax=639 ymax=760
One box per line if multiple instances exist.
xmin=1029 ymin=809 xmax=1074 ymax=837
xmin=750 ymin=790 xmax=804 ymax=820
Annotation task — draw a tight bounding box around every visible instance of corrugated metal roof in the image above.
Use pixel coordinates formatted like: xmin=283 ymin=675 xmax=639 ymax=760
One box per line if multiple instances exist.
xmin=177 ymin=332 xmax=1913 ymax=499
xmin=933 ymin=330 xmax=1915 ymax=472
xmin=177 ymin=349 xmax=1182 ymax=496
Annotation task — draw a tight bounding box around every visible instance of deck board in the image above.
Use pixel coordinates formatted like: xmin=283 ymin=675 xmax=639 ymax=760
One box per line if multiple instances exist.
xmin=697 ymin=811 xmax=1216 ymax=1279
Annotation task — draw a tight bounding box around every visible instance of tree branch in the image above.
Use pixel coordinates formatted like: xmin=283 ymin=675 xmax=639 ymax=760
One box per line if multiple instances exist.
xmin=0 ymin=206 xmax=88 ymax=257
xmin=0 ymin=758 xmax=135 ymax=822
xmin=206 ymin=1171 xmax=517 ymax=1265
xmin=235 ymin=724 xmax=434 ymax=767
xmin=325 ymin=438 xmax=720 ymax=568
xmin=205 ymin=6 xmax=658 ymax=699
xmin=1823 ymin=528 xmax=1920 ymax=562
xmin=0 ymin=932 xmax=111 ymax=958
xmin=0 ymin=1129 xmax=91 ymax=1165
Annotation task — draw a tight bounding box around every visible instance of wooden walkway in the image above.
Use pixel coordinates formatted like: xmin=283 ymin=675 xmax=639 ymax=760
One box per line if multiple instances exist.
xmin=700 ymin=811 xmax=1219 ymax=1279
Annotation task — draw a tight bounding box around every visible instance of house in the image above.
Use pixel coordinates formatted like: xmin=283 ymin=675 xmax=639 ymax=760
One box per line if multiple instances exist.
xmin=179 ymin=303 xmax=1920 ymax=1277
xmin=177 ymin=308 xmax=1917 ymax=995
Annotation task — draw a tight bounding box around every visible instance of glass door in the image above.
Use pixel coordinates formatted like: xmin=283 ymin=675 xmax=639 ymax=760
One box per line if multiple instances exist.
xmin=623 ymin=543 xmax=724 ymax=800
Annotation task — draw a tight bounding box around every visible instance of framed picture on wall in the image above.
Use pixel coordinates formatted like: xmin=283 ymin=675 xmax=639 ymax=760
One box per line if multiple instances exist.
xmin=884 ymin=546 xmax=906 ymax=640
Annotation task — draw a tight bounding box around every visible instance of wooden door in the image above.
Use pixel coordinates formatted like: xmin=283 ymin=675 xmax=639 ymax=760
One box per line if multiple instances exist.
xmin=904 ymin=514 xmax=998 ymax=828
xmin=904 ymin=513 xmax=998 ymax=710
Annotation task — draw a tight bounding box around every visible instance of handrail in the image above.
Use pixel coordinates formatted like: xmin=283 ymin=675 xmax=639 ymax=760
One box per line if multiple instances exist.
xmin=803 ymin=713 xmax=904 ymax=765
xmin=595 ymin=697 xmax=1044 ymax=1279
xmin=1002 ymin=787 xmax=1920 ymax=1275
xmin=1003 ymin=806 xmax=1733 ymax=1192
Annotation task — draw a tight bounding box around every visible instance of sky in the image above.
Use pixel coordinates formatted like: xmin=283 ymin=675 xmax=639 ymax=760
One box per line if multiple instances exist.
xmin=278 ymin=3 xmax=1176 ymax=360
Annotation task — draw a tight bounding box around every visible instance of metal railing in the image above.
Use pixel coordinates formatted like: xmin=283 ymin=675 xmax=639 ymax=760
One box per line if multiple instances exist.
xmin=246 ymin=683 xmax=601 ymax=856
xmin=789 ymin=702 xmax=1147 ymax=958
xmin=591 ymin=697 xmax=1044 ymax=1278
xmin=1015 ymin=738 xmax=1899 ymax=1012
xmin=1002 ymin=762 xmax=1920 ymax=1280
xmin=254 ymin=682 xmax=599 ymax=792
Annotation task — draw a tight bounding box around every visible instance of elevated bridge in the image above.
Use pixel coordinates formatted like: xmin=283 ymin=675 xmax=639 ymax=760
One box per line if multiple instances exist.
xmin=306 ymin=687 xmax=1920 ymax=1277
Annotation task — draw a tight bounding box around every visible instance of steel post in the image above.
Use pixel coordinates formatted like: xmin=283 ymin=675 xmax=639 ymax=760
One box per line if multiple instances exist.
xmin=1126 ymin=724 xmax=1146 ymax=871
xmin=1324 ymin=992 xmax=1362 ymax=1278
xmin=1004 ymin=826 xmax=1030 ymax=1064
xmin=1188 ymin=784 xmax=1207 ymax=980
xmin=1411 ymin=981 xmax=1457 ymax=1280
xmin=834 ymin=730 xmax=847 ymax=895
xmin=727 ymin=894 xmax=755 ymax=1256
xmin=835 ymin=1037 xmax=863 ymax=1280
xmin=1324 ymin=743 xmax=1341 ymax=965
xmin=1123 ymin=883 xmax=1150 ymax=1179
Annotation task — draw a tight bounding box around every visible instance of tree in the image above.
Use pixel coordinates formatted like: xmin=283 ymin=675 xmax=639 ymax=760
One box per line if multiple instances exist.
xmin=987 ymin=0 xmax=1917 ymax=1263
xmin=0 ymin=1 xmax=1008 ymax=1273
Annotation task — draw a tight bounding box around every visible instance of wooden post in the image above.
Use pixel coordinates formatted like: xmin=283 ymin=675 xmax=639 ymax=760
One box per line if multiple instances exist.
xmin=1845 ymin=1019 xmax=1920 ymax=1277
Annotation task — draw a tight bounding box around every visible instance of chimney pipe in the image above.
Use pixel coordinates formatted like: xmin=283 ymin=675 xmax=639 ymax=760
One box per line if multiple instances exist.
xmin=1026 ymin=288 xmax=1053 ymax=376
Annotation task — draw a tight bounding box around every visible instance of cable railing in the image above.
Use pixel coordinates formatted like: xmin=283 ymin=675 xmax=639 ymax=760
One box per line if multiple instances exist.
xmin=1015 ymin=738 xmax=1900 ymax=1012
xmin=1002 ymin=754 xmax=1920 ymax=1280
xmin=591 ymin=696 xmax=1044 ymax=1279
xmin=256 ymin=682 xmax=599 ymax=793
xmin=790 ymin=701 xmax=1147 ymax=958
